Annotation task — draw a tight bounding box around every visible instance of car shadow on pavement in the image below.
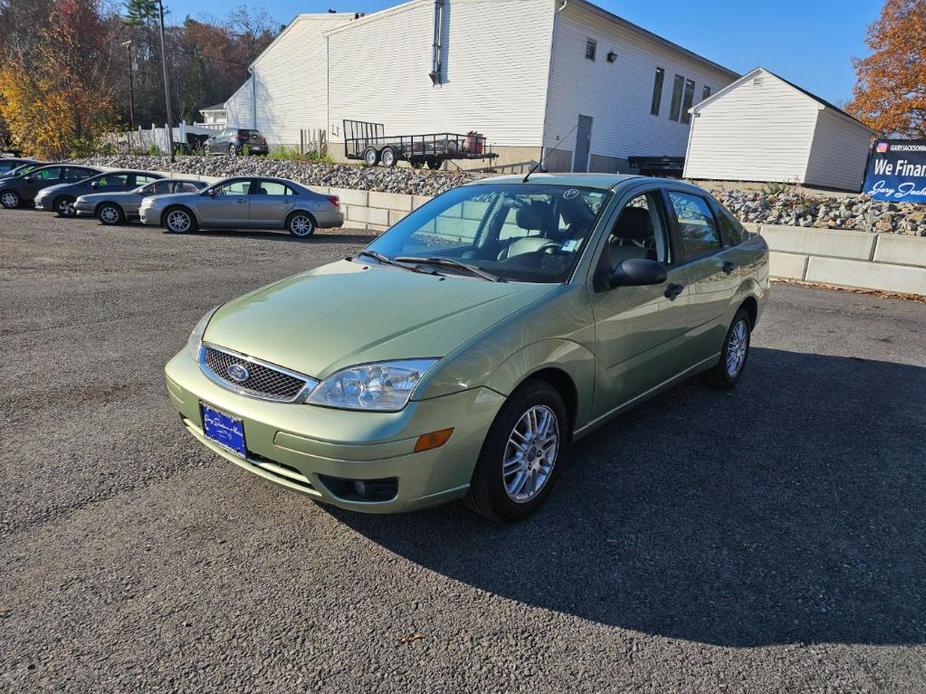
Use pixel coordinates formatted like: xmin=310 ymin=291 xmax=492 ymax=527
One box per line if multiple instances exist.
xmin=330 ymin=347 xmax=926 ymax=647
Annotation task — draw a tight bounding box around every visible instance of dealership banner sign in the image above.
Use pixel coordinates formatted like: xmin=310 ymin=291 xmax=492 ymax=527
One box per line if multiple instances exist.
xmin=863 ymin=139 xmax=926 ymax=203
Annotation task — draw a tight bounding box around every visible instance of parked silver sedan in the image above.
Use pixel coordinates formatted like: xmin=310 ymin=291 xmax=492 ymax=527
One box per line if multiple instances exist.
xmin=138 ymin=176 xmax=343 ymax=238
xmin=75 ymin=178 xmax=208 ymax=225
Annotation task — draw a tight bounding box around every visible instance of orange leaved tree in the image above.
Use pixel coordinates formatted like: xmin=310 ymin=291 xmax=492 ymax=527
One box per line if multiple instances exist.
xmin=847 ymin=0 xmax=926 ymax=137
xmin=0 ymin=0 xmax=116 ymax=158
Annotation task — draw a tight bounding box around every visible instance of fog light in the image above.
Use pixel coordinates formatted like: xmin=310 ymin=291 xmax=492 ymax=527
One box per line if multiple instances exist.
xmin=414 ymin=428 xmax=454 ymax=453
xmin=353 ymin=480 xmax=367 ymax=497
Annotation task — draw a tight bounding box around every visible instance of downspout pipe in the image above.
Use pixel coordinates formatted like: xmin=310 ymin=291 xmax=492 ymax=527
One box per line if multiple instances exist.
xmin=429 ymin=0 xmax=444 ymax=85
xmin=250 ymin=68 xmax=257 ymax=129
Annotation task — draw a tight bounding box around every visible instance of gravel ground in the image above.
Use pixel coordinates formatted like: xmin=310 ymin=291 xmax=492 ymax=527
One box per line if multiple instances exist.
xmin=1 ymin=209 xmax=925 ymax=692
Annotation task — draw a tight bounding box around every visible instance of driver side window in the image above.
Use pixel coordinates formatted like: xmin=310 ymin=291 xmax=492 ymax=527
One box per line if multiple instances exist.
xmin=605 ymin=192 xmax=670 ymax=271
xmin=214 ymin=180 xmax=250 ymax=196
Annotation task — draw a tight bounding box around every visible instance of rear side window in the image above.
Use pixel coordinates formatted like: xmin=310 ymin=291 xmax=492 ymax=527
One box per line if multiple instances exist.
xmin=63 ymin=168 xmax=93 ymax=180
xmin=716 ymin=206 xmax=745 ymax=246
xmin=251 ymin=181 xmax=291 ymax=196
xmin=666 ymin=191 xmax=722 ymax=260
xmin=135 ymin=174 xmax=159 ymax=185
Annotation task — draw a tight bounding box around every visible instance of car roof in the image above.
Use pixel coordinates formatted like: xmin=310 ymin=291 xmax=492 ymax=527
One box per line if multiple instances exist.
xmin=92 ymin=169 xmax=162 ymax=176
xmin=467 ymin=173 xmax=709 ymax=194
xmin=218 ymin=175 xmax=301 ymax=186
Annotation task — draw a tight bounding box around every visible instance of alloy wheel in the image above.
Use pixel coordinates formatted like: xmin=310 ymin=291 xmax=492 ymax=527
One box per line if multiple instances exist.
xmin=726 ymin=319 xmax=749 ymax=377
xmin=99 ymin=205 xmax=120 ymax=224
xmin=166 ymin=209 xmax=192 ymax=233
xmin=503 ymin=405 xmax=560 ymax=503
xmin=56 ymin=198 xmax=75 ymax=216
xmin=289 ymin=214 xmax=314 ymax=237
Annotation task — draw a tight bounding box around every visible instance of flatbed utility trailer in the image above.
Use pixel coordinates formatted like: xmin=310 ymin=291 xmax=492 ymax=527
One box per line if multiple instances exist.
xmin=343 ymin=119 xmax=498 ymax=169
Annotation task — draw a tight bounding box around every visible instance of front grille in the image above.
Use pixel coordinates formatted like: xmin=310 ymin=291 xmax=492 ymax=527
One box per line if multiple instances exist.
xmin=202 ymin=345 xmax=310 ymax=402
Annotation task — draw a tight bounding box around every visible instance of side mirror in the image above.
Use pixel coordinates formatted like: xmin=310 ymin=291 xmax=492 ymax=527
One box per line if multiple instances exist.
xmin=608 ymin=258 xmax=667 ymax=288
xmin=90 ymin=181 xmax=99 ymax=188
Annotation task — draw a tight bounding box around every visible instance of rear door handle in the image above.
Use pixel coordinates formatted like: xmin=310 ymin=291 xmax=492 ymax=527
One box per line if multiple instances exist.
xmin=664 ymin=283 xmax=685 ymax=300
xmin=722 ymin=261 xmax=736 ymax=275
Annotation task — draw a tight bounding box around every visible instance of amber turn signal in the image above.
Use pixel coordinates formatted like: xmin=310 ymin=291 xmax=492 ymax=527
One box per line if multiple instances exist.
xmin=413 ymin=428 xmax=454 ymax=453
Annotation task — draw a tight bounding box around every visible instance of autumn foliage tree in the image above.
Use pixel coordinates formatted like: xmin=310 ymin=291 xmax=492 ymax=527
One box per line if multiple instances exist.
xmin=0 ymin=0 xmax=117 ymax=157
xmin=848 ymin=0 xmax=926 ymax=137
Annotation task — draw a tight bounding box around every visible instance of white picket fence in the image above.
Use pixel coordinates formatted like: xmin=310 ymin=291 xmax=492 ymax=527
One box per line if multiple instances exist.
xmin=105 ymin=121 xmax=223 ymax=154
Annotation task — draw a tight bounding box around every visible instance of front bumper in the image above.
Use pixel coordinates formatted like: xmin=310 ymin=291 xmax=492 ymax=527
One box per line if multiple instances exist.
xmin=164 ymin=349 xmax=504 ymax=513
xmin=139 ymin=207 xmax=162 ymax=226
xmin=33 ymin=193 xmax=51 ymax=210
xmin=75 ymin=201 xmax=95 ymax=216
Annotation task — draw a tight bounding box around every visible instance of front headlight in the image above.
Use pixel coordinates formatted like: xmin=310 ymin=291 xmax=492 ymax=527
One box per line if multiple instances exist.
xmin=307 ymin=359 xmax=438 ymax=412
xmin=187 ymin=306 xmax=220 ymax=359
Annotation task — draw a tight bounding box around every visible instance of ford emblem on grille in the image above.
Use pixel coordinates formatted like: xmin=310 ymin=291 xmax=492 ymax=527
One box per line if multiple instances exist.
xmin=227 ymin=363 xmax=250 ymax=383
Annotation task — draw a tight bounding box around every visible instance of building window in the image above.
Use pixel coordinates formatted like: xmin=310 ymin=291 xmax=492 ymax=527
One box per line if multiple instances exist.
xmin=681 ymin=78 xmax=695 ymax=124
xmin=651 ymin=67 xmax=665 ymax=115
xmin=669 ymin=74 xmax=684 ymax=121
xmin=702 ymin=85 xmax=712 ymax=100
xmin=585 ymin=39 xmax=597 ymax=61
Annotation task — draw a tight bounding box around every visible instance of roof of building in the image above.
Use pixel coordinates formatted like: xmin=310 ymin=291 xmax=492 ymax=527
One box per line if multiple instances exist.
xmin=692 ymin=67 xmax=875 ymax=133
xmin=571 ymin=0 xmax=739 ymax=80
xmin=200 ymin=104 xmax=226 ymax=112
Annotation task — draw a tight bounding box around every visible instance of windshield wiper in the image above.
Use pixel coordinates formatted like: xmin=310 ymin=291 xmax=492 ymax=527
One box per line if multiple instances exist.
xmin=395 ymin=256 xmax=502 ymax=282
xmin=355 ymin=250 xmax=435 ymax=275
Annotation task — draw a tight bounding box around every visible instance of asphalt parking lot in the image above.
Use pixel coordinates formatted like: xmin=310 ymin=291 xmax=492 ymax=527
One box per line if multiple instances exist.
xmin=2 ymin=208 xmax=924 ymax=692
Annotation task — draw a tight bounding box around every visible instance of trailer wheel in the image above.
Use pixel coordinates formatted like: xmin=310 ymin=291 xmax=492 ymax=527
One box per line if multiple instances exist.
xmin=380 ymin=147 xmax=398 ymax=168
xmin=426 ymin=157 xmax=442 ymax=170
xmin=362 ymin=146 xmax=380 ymax=167
xmin=410 ymin=159 xmax=425 ymax=169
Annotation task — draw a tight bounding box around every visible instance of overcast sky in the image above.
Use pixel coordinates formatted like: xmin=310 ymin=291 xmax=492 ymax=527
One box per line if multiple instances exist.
xmin=163 ymin=0 xmax=881 ymax=106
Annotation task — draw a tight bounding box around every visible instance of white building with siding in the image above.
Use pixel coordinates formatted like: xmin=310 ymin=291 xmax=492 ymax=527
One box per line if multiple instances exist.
xmin=683 ymin=67 xmax=875 ymax=191
xmin=223 ymin=0 xmax=737 ymax=172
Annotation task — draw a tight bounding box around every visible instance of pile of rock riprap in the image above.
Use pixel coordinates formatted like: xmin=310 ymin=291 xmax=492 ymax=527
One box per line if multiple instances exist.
xmin=706 ymin=187 xmax=926 ymax=236
xmin=72 ymin=155 xmax=926 ymax=235
xmin=72 ymin=155 xmax=486 ymax=197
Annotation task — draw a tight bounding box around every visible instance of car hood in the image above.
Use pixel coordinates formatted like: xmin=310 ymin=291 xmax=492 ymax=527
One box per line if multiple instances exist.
xmin=35 ymin=182 xmax=70 ymax=197
xmin=145 ymin=192 xmax=200 ymax=207
xmin=203 ymin=260 xmax=558 ymax=378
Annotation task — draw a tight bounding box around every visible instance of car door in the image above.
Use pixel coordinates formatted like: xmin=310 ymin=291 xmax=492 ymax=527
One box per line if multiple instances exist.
xmin=23 ymin=166 xmax=64 ymax=198
xmin=197 ymin=179 xmax=251 ymax=226
xmin=209 ymin=130 xmax=228 ymax=153
xmin=589 ymin=187 xmax=691 ymax=419
xmin=663 ymin=189 xmax=740 ymax=362
xmin=247 ymin=180 xmax=295 ymax=227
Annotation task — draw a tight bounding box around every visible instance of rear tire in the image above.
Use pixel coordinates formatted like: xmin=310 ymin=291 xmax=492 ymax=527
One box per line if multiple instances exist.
xmin=97 ymin=202 xmax=124 ymax=225
xmin=362 ymin=146 xmax=380 ymax=167
xmin=54 ymin=196 xmax=76 ymax=217
xmin=426 ymin=157 xmax=442 ymax=170
xmin=228 ymin=144 xmax=237 ymax=156
xmin=0 ymin=190 xmax=21 ymax=208
xmin=708 ymin=309 xmax=751 ymax=389
xmin=164 ymin=206 xmax=197 ymax=234
xmin=410 ymin=159 xmax=425 ymax=169
xmin=465 ymin=380 xmax=567 ymax=522
xmin=380 ymin=146 xmax=398 ymax=167
xmin=286 ymin=211 xmax=316 ymax=238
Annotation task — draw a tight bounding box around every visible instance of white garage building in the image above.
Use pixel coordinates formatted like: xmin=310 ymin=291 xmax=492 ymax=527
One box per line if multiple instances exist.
xmin=223 ymin=0 xmax=737 ymax=171
xmin=683 ymin=67 xmax=875 ymax=191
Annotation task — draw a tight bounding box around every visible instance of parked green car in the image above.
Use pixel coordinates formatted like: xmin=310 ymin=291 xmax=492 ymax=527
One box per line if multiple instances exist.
xmin=165 ymin=174 xmax=768 ymax=520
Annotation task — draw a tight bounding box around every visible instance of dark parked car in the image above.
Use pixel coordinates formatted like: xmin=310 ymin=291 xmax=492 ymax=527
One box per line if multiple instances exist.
xmin=75 ymin=178 xmax=208 ymax=225
xmin=34 ymin=170 xmax=163 ymax=217
xmin=0 ymin=158 xmax=41 ymax=176
xmin=205 ymin=128 xmax=269 ymax=156
xmin=0 ymin=164 xmax=100 ymax=209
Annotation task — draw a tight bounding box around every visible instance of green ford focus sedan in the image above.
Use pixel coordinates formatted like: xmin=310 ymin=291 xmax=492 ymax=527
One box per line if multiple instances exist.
xmin=165 ymin=174 xmax=768 ymax=521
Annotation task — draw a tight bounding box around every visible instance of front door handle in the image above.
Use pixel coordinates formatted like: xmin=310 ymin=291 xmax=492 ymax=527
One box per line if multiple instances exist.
xmin=664 ymin=283 xmax=685 ymax=300
xmin=722 ymin=261 xmax=736 ymax=275
xmin=237 ymin=197 xmax=247 ymax=204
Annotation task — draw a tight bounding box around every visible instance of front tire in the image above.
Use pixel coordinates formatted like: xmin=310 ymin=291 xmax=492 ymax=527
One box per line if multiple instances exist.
xmin=465 ymin=380 xmax=567 ymax=522
xmin=55 ymin=196 xmax=76 ymax=217
xmin=0 ymin=190 xmax=21 ymax=208
xmin=228 ymin=144 xmax=238 ymax=156
xmin=164 ymin=206 xmax=197 ymax=234
xmin=362 ymin=146 xmax=380 ymax=167
xmin=708 ymin=309 xmax=751 ymax=389
xmin=97 ymin=202 xmax=124 ymax=225
xmin=286 ymin=212 xmax=316 ymax=238
xmin=380 ymin=146 xmax=398 ymax=167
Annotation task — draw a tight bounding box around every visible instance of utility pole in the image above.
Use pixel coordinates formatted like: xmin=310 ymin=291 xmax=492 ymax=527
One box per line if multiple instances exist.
xmin=122 ymin=40 xmax=135 ymax=130
xmin=156 ymin=0 xmax=175 ymax=162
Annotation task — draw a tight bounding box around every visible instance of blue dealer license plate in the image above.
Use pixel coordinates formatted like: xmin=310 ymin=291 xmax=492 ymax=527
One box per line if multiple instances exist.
xmin=201 ymin=403 xmax=247 ymax=458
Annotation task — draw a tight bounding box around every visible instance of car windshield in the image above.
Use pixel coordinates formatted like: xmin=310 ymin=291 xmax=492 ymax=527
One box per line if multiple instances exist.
xmin=365 ymin=183 xmax=610 ymax=283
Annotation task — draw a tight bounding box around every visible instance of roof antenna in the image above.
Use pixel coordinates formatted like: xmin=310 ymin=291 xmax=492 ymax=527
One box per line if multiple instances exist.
xmin=523 ymin=120 xmax=582 ymax=182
